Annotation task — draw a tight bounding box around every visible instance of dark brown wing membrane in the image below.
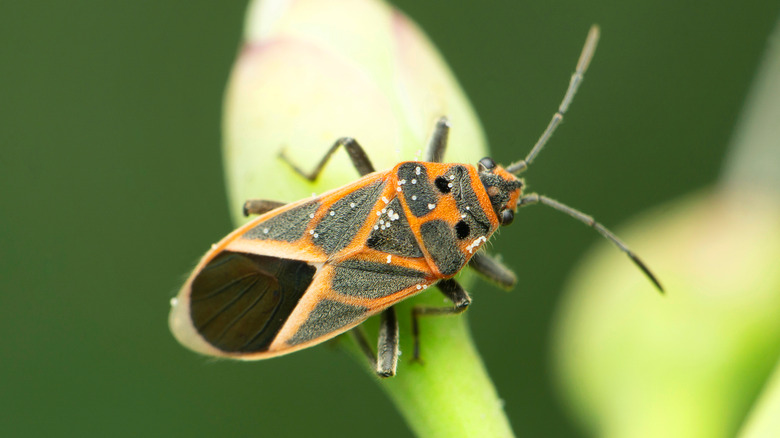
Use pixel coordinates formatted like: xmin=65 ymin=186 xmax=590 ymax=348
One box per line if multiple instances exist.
xmin=189 ymin=251 xmax=316 ymax=353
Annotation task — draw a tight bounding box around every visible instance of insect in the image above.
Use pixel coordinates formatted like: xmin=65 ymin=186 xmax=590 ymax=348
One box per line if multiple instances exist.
xmin=169 ymin=25 xmax=662 ymax=377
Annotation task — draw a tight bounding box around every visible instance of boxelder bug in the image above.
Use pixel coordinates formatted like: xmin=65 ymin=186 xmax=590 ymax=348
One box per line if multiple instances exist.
xmin=169 ymin=25 xmax=662 ymax=377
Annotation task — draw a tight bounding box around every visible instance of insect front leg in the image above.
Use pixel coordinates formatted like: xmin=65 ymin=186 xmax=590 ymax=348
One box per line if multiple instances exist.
xmin=468 ymin=252 xmax=517 ymax=289
xmin=350 ymin=308 xmax=399 ymax=378
xmin=411 ymin=278 xmax=471 ymax=361
xmin=279 ymin=137 xmax=376 ymax=180
xmin=242 ymin=199 xmax=287 ymax=217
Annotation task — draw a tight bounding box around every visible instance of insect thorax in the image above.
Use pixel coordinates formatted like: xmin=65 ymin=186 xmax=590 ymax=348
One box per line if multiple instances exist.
xmin=392 ymin=161 xmax=498 ymax=276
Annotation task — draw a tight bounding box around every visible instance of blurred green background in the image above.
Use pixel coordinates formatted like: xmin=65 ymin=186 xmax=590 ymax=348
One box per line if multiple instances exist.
xmin=2 ymin=0 xmax=779 ymax=436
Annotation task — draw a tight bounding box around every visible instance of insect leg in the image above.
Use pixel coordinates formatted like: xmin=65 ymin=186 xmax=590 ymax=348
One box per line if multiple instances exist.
xmin=349 ymin=327 xmax=377 ymax=368
xmin=468 ymin=252 xmax=517 ymax=289
xmin=348 ymin=308 xmax=399 ymax=378
xmin=422 ymin=117 xmax=451 ymax=163
xmin=411 ymin=278 xmax=471 ymax=361
xmin=376 ymin=307 xmax=399 ymax=377
xmin=517 ymin=193 xmax=664 ymax=292
xmin=279 ymin=137 xmax=376 ymax=180
xmin=242 ymin=199 xmax=287 ymax=217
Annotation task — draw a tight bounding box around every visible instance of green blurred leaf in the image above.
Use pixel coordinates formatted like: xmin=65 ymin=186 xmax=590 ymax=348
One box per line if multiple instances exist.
xmin=553 ymin=13 xmax=780 ymax=438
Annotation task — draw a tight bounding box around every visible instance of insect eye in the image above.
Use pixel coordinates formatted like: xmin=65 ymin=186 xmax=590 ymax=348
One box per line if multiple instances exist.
xmin=434 ymin=176 xmax=452 ymax=194
xmin=478 ymin=157 xmax=496 ymax=172
xmin=500 ymin=209 xmax=514 ymax=225
xmin=455 ymin=220 xmax=470 ymax=239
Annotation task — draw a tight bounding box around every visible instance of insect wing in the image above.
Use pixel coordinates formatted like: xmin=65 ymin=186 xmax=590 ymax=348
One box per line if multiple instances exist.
xmin=169 ymin=196 xmax=326 ymax=359
xmin=268 ymin=254 xmax=438 ymax=354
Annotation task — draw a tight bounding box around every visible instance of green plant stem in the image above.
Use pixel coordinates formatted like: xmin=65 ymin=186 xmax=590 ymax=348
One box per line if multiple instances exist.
xmin=342 ymin=273 xmax=514 ymax=438
xmin=739 ymin=356 xmax=780 ymax=437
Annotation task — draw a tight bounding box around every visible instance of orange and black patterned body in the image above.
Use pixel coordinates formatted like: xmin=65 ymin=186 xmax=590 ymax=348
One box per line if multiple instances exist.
xmin=170 ymin=27 xmax=661 ymax=369
xmin=169 ymin=161 xmax=522 ymax=360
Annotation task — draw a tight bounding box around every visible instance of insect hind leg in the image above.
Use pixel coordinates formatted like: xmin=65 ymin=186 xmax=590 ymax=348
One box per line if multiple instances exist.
xmin=350 ymin=307 xmax=399 ymax=378
xmin=411 ymin=278 xmax=471 ymax=361
xmin=279 ymin=137 xmax=376 ymax=180
xmin=422 ymin=117 xmax=451 ymax=163
xmin=376 ymin=307 xmax=399 ymax=377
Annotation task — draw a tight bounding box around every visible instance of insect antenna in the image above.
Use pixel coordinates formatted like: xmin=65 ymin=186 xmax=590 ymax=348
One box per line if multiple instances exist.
xmin=518 ymin=193 xmax=664 ymax=293
xmin=506 ymin=25 xmax=600 ymax=175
